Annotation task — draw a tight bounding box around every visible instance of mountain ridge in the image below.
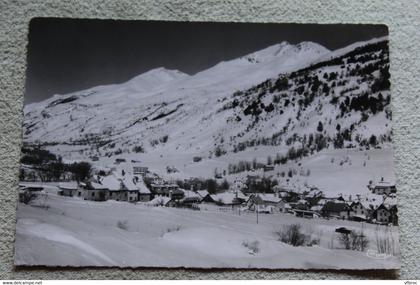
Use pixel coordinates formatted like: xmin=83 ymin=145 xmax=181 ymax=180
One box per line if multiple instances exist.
xmin=22 ymin=38 xmax=392 ymax=190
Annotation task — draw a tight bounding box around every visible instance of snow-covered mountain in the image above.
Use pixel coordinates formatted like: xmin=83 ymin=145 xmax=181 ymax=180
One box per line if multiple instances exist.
xmin=23 ymin=40 xmax=331 ymax=144
xmin=22 ymin=37 xmax=393 ymax=193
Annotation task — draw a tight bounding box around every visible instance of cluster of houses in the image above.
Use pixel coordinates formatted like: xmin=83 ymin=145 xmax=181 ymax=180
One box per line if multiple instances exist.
xmin=143 ymin=181 xmax=398 ymax=226
xmin=58 ymin=168 xmax=152 ymax=202
xmin=20 ymin=162 xmax=398 ymax=225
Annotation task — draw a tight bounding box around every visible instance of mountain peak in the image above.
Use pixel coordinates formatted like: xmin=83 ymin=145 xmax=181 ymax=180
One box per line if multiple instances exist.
xmin=127 ymin=67 xmax=188 ymax=84
xmin=123 ymin=67 xmax=189 ymax=92
xmin=243 ymin=41 xmax=330 ymax=64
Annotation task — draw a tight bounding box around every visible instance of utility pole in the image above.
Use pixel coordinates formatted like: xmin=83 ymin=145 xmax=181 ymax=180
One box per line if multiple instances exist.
xmin=256 ymin=199 xmax=259 ymax=224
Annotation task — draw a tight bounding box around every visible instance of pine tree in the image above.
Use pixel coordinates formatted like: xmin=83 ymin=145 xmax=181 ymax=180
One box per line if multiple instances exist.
xmin=317 ymin=121 xmax=324 ymax=132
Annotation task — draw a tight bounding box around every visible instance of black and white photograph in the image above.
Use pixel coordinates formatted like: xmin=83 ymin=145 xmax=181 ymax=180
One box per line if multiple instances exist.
xmin=14 ymin=18 xmax=399 ymax=269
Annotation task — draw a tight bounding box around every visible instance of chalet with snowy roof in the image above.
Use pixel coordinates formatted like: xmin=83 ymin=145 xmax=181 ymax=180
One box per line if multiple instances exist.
xmin=205 ymin=191 xmax=247 ymax=207
xmin=79 ymin=171 xmax=151 ymax=202
xmin=316 ymin=198 xmax=329 ymax=206
xmin=383 ymin=195 xmax=397 ymax=208
xmin=247 ymin=193 xmax=286 ymax=213
xmin=18 ymin=183 xmax=44 ymax=203
xmin=201 ymin=193 xmax=215 ymax=203
xmin=370 ymin=178 xmax=396 ymax=195
xmin=146 ymin=195 xmax=172 ymax=207
xmin=310 ymin=205 xmax=323 ymax=213
xmin=292 ymin=209 xmax=321 ymax=219
xmin=101 ymin=173 xmax=140 ymax=202
xmin=58 ymin=181 xmax=78 ymax=197
xmin=291 ymin=199 xmax=310 ymax=211
xmin=349 ymin=201 xmax=369 ymax=221
xmin=280 ymin=190 xmax=300 ymax=203
xmin=150 ymin=183 xmax=183 ymax=199
xmin=302 ymin=187 xmax=323 ymax=199
xmin=304 ymin=194 xmax=325 ymax=207
xmin=374 ymin=204 xmax=391 ymax=224
xmin=321 ymin=201 xmax=350 ymax=219
xmin=196 ymin=190 xmax=209 ymax=199
xmin=81 ymin=181 xmax=109 ymax=201
xmin=136 ymin=177 xmax=151 ymax=202
xmin=122 ymin=176 xmax=146 ymax=202
xmin=334 ymin=196 xmax=346 ymax=203
xmin=180 ymin=190 xmax=202 ymax=204
xmin=373 ymin=203 xmax=398 ymax=225
xmin=272 ymin=185 xmax=290 ymax=198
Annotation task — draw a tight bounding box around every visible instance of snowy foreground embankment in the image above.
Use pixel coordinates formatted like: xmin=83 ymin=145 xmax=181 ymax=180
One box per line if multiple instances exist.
xmin=14 ymin=189 xmax=400 ymax=269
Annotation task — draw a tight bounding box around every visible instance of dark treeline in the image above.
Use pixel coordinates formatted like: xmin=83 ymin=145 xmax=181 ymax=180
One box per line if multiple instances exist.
xmin=175 ymin=177 xmax=230 ymax=194
xmin=214 ymin=38 xmax=391 ymax=161
xmin=20 ymin=147 xmax=91 ymax=182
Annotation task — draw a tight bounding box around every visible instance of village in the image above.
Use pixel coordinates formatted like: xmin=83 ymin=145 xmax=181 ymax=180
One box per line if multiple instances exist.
xmin=19 ymin=159 xmax=398 ymax=226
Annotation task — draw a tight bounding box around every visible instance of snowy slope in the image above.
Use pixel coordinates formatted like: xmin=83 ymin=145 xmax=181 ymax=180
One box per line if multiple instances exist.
xmin=22 ymin=38 xmax=393 ymax=196
xmin=14 ymin=189 xmax=400 ymax=268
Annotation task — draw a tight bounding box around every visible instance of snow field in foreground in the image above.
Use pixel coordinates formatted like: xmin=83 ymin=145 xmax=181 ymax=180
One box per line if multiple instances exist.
xmin=14 ymin=189 xmax=400 ymax=269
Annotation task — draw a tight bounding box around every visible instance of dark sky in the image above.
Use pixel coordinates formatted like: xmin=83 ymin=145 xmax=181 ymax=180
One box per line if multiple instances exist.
xmin=24 ymin=18 xmax=388 ymax=104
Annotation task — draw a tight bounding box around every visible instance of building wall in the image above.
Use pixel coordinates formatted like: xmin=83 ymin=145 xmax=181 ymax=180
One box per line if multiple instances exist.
xmin=60 ymin=188 xmax=77 ymax=197
xmin=138 ymin=194 xmax=151 ymax=202
xmin=83 ymin=189 xmax=107 ymax=201
xmin=127 ymin=191 xmax=138 ymax=202
xmin=350 ymin=204 xmax=367 ymax=217
xmin=339 ymin=210 xmax=349 ymax=220
xmin=107 ymin=191 xmax=128 ymax=201
xmin=377 ymin=209 xmax=390 ymax=223
xmin=373 ymin=186 xmax=392 ymax=195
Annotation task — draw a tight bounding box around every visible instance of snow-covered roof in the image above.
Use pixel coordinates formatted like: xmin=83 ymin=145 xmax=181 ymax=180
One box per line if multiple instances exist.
xmin=383 ymin=196 xmax=397 ymax=207
xmin=150 ymin=183 xmax=178 ymax=188
xmin=101 ymin=174 xmax=122 ymax=191
xmin=310 ymin=205 xmax=323 ymax=212
xmin=120 ymin=175 xmax=138 ymax=191
xmin=19 ymin=183 xmax=44 ymax=189
xmin=58 ymin=181 xmax=78 ymax=190
xmin=236 ymin=191 xmax=248 ymax=200
xmin=181 ymin=190 xmax=201 ymax=199
xmin=210 ymin=191 xmax=246 ymax=205
xmin=97 ymin=171 xmax=151 ymax=193
xmin=363 ymin=193 xmax=384 ymax=209
xmin=90 ymin=182 xmax=108 ymax=190
xmin=196 ymin=190 xmax=209 ymax=198
xmin=284 ymin=203 xmax=292 ymax=209
xmin=352 ymin=214 xmax=367 ymax=220
xmin=317 ymin=198 xmax=327 ymax=205
xmin=147 ymin=196 xmax=171 ymax=206
xmin=274 ymin=184 xmax=292 ymax=192
xmin=136 ymin=177 xmax=151 ymax=194
xmin=279 ymin=192 xmax=288 ymax=198
xmin=376 ymin=203 xmax=395 ymax=211
xmin=256 ymin=193 xmax=281 ymax=203
xmin=360 ymin=201 xmax=373 ymax=210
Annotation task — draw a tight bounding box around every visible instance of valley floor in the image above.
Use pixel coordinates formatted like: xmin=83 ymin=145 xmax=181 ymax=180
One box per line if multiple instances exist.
xmin=14 ymin=186 xmax=400 ymax=269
